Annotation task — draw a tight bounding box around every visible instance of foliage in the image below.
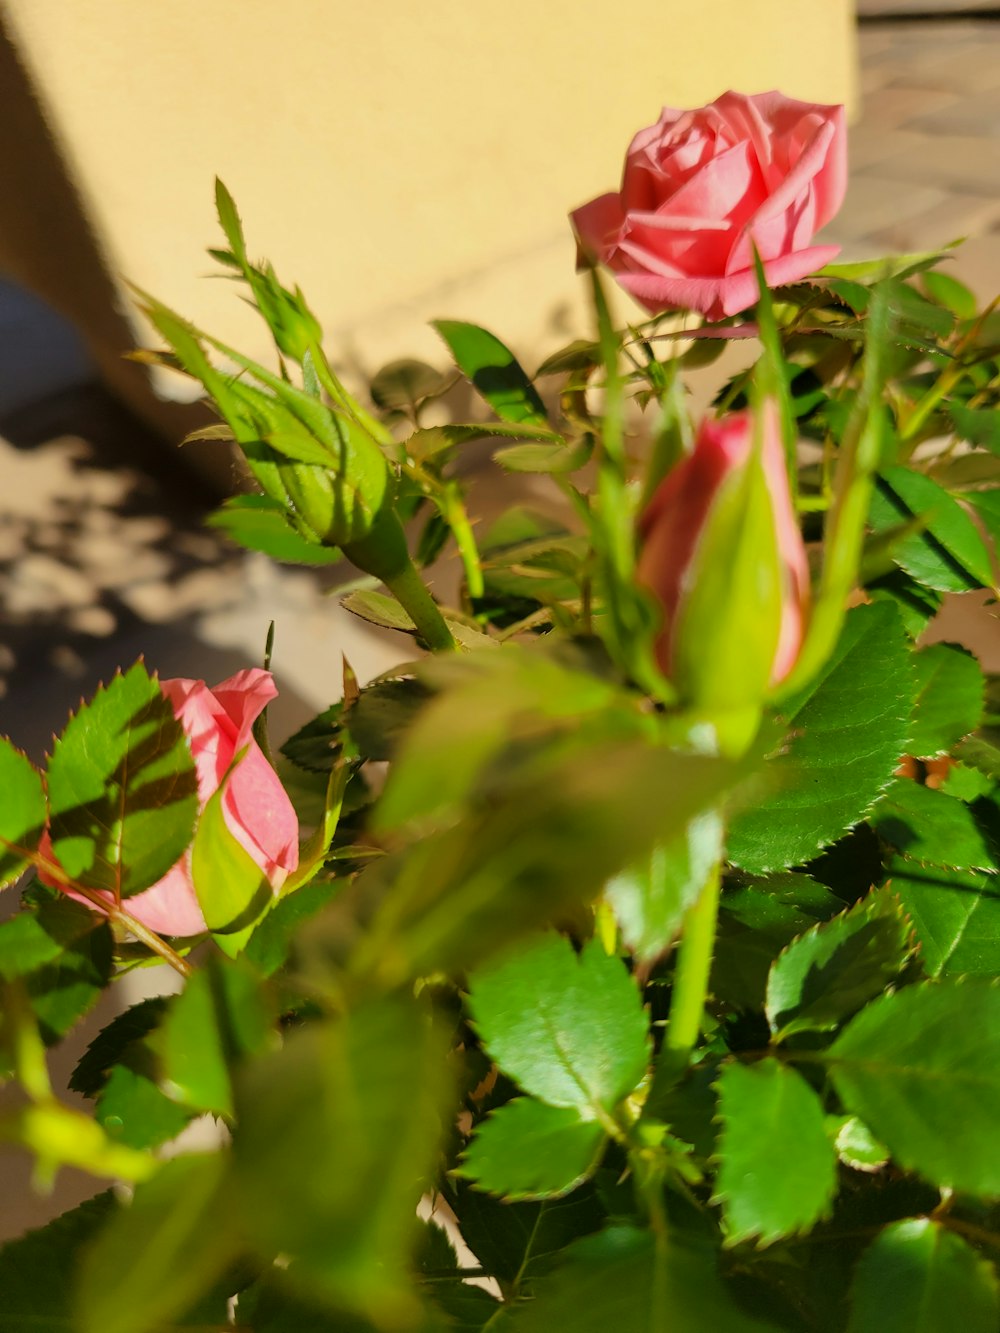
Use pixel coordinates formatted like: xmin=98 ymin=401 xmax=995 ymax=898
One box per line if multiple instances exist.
xmin=2 ymin=170 xmax=1000 ymax=1333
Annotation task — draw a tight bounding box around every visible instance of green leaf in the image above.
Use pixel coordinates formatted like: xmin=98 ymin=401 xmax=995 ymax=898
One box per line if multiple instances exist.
xmin=215 ymin=177 xmax=248 ymax=263
xmin=45 ymin=661 xmax=198 ymax=898
xmin=461 ymin=1098 xmax=606 ymax=1201
xmin=242 ymin=878 xmax=340 ymax=978
xmin=888 ymin=858 xmax=1000 ymax=977
xmin=76 ymin=1153 xmax=239 ymax=1333
xmin=493 ymin=438 xmax=590 ymax=474
xmin=96 ymin=1060 xmax=192 ymax=1151
xmin=846 ymin=1218 xmax=1000 ymax=1333
xmin=9 ymin=1099 xmax=156 ymax=1182
xmin=869 ymin=468 xmax=995 ymax=592
xmin=235 ymin=1272 xmax=441 ymax=1332
xmin=8 ymin=887 xmax=113 ymax=1043
xmin=941 ymin=761 xmax=995 ymax=802
xmin=338 ymin=734 xmax=744 ymax=989
xmin=535 ymin=338 xmax=600 ymax=376
xmin=207 ymin=494 xmax=343 ymax=565
xmin=957 ymin=733 xmax=1000 ymax=782
xmin=341 ymin=588 xmax=417 ymax=633
xmin=0 ymin=1192 xmax=115 ymax=1333
xmin=280 ymin=702 xmax=346 ymax=774
xmin=429 ymin=1283 xmax=500 ymax=1332
xmin=713 ymin=875 xmax=843 ymax=1010
xmin=870 ymin=778 xmax=997 ymax=873
xmin=373 ymin=645 xmax=629 ymax=834
xmin=156 ymin=957 xmax=272 ymax=1116
xmin=190 ymin=758 xmax=275 ymax=956
xmin=156 ymin=959 xmax=266 ymax=1114
xmin=921 ymin=270 xmax=978 ymax=321
xmin=0 ymin=888 xmax=109 ymax=983
xmin=909 ymin=642 xmax=985 ymax=756
xmin=828 ymin=1114 xmax=890 ymax=1171
xmin=819 ymin=249 xmax=954 ymax=285
xmin=867 ymin=569 xmax=942 ymax=639
xmin=964 ymin=485 xmax=1000 ymax=559
xmin=370 ymin=358 xmax=451 ymax=413
xmin=886 ymin=279 xmax=957 ymax=339
xmin=950 ymin=403 xmax=1000 ymax=458
xmin=0 ymin=739 xmax=46 ymax=889
xmin=70 ymin=997 xmax=166 ymax=1096
xmin=347 ymin=679 xmax=433 ymax=762
xmin=766 ymin=894 xmax=912 ymax=1040
xmin=232 ymin=996 xmax=450 ymax=1322
xmin=828 ymin=979 xmax=1000 ymax=1193
xmin=506 ymin=1225 xmax=782 ymax=1332
xmin=404 ymin=419 xmax=562 ymax=463
xmin=445 ymin=1179 xmax=605 ymax=1288
xmin=713 ymin=1059 xmax=838 ymax=1245
xmin=433 ymin=320 xmax=549 ymax=427
xmin=729 ymin=603 xmax=914 ymax=873
xmin=607 ymin=811 xmax=724 ymax=964
xmin=468 ymin=935 xmax=649 ymax=1114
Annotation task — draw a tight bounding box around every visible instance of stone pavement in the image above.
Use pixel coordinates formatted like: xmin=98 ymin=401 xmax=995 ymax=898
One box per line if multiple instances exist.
xmin=827 ymin=15 xmax=1000 ymax=300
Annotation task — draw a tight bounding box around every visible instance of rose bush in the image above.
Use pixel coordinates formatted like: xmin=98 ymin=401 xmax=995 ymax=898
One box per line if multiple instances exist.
xmin=637 ymin=403 xmax=809 ymax=709
xmin=39 ymin=668 xmax=298 ymax=937
xmin=571 ymin=89 xmax=847 ymax=319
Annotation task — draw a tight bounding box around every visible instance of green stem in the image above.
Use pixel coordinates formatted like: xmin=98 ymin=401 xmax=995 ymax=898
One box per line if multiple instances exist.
xmin=441 ymin=481 xmax=484 ymax=599
xmin=30 ymin=852 xmax=194 ymax=979
xmin=382 ymin=557 xmax=455 ymax=652
xmin=644 ymin=870 xmax=721 ymax=1122
xmin=900 ymin=366 xmax=960 ymax=449
xmin=664 ymin=860 xmax=722 ymax=1060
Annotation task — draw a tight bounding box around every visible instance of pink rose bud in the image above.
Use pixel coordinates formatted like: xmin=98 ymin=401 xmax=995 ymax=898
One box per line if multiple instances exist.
xmin=571 ymin=91 xmax=847 ymax=321
xmin=40 ymin=669 xmax=299 ymax=938
xmin=637 ymin=405 xmax=809 ymax=712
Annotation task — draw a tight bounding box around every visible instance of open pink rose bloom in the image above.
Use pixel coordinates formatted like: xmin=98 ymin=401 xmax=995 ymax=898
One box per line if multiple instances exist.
xmin=39 ymin=668 xmax=299 ymax=938
xmin=571 ymin=90 xmax=847 ymax=320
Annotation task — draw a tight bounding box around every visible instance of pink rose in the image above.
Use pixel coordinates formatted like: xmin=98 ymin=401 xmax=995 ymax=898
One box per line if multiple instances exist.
xmin=571 ymin=91 xmax=847 ymax=321
xmin=638 ymin=405 xmax=809 ymax=709
xmin=40 ymin=668 xmax=299 ymax=937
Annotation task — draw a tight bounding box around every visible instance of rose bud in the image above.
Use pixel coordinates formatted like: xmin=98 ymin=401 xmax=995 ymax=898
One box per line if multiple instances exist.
xmin=39 ymin=668 xmax=299 ymax=938
xmin=571 ymin=90 xmax=847 ymax=321
xmin=637 ymin=405 xmax=809 ymax=714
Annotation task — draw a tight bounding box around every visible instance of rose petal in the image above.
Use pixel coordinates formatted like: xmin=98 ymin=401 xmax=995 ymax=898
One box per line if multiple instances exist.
xmin=615 ymin=243 xmax=840 ymax=319
xmin=209 ymin=668 xmax=279 ymax=746
xmin=160 ymin=676 xmax=235 ymax=797
xmin=114 ymin=859 xmax=207 ymax=937
xmin=223 ymin=741 xmax=300 ymax=882
xmin=570 ymin=191 xmax=626 ymax=261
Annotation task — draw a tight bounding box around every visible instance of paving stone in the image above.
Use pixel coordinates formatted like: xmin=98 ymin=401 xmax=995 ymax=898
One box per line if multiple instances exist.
xmin=942 ymin=231 xmax=1000 ymax=300
xmin=857 ymin=85 xmax=960 ymax=131
xmin=866 ymin=189 xmax=1000 ymax=254
xmin=887 ymin=44 xmax=1000 ymax=95
xmin=826 ymin=172 xmax=950 ymax=241
xmin=908 ymin=88 xmax=1000 ymax=137
xmin=866 ymin=133 xmax=1000 ymax=195
xmin=845 ymin=126 xmax=930 ymax=171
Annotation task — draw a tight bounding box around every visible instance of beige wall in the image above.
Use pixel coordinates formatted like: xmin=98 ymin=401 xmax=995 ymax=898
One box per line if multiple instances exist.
xmin=1 ymin=1 xmax=857 ymax=425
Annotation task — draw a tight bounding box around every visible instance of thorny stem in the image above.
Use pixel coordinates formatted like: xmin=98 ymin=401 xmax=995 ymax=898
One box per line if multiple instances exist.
xmin=440 ymin=481 xmax=484 ymax=600
xmin=382 ymin=557 xmax=456 ymax=652
xmin=31 ymin=851 xmax=193 ymax=979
